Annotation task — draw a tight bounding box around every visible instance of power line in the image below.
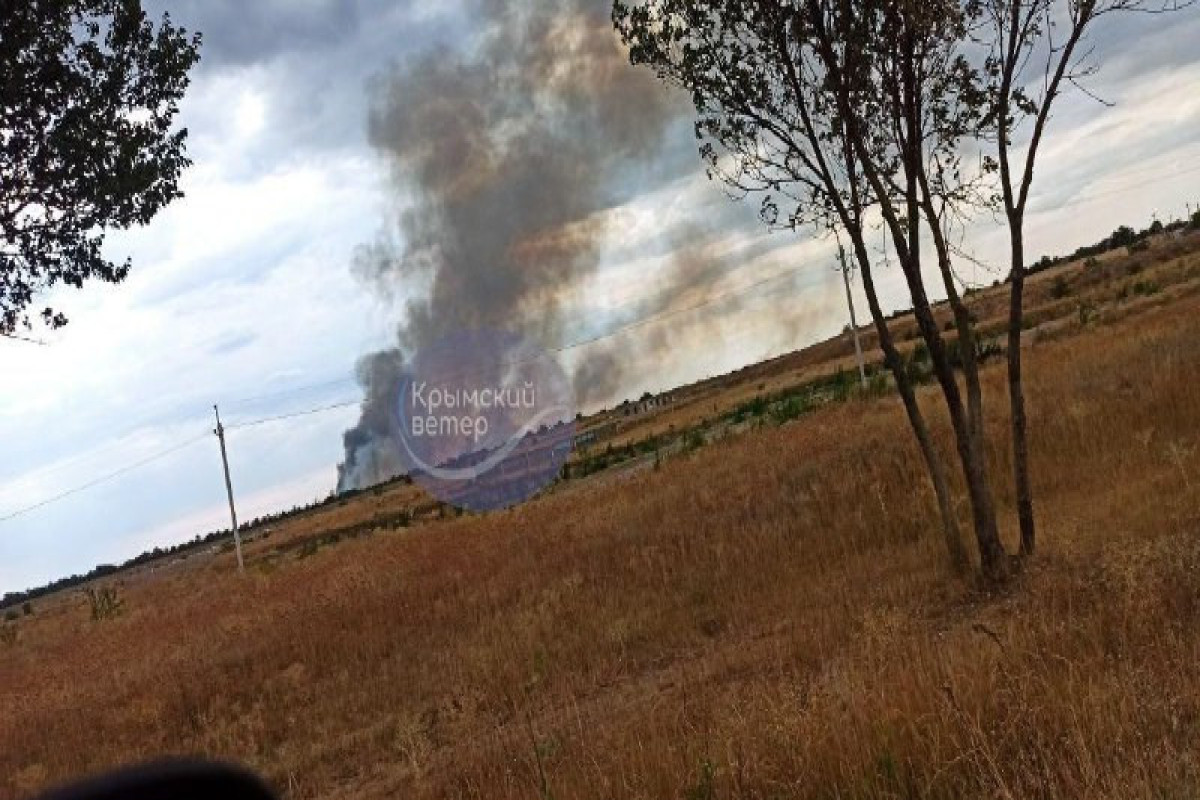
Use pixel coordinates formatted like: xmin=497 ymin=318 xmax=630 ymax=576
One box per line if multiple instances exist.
xmin=225 ymin=399 xmax=363 ymax=431
xmin=0 ymin=433 xmax=210 ymax=524
xmin=1 ymin=332 xmax=48 ymax=346
xmin=1034 ymin=161 xmax=1200 ymax=213
xmin=222 ymin=374 xmax=359 ymax=409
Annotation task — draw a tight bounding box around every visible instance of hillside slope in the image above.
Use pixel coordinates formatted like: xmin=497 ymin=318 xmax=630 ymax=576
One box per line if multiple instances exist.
xmin=2 ymin=245 xmax=1199 ymax=799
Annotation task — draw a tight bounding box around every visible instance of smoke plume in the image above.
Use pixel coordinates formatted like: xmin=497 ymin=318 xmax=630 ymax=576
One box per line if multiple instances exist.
xmin=337 ymin=0 xmax=689 ymax=492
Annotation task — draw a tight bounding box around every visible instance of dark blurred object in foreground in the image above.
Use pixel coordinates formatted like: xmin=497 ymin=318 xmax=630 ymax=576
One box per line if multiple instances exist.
xmin=32 ymin=759 xmax=275 ymax=800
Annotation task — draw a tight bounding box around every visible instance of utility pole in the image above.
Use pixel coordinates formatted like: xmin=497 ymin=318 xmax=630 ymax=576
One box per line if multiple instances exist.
xmin=838 ymin=245 xmax=868 ymax=389
xmin=213 ymin=405 xmax=245 ymax=573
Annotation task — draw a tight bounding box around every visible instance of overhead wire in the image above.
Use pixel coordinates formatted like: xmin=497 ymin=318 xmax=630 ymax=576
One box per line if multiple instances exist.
xmin=0 ymin=432 xmax=211 ymax=524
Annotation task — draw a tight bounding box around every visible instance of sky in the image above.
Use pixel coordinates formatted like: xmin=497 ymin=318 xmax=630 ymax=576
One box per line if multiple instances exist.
xmin=1 ymin=1 xmax=1198 ymax=595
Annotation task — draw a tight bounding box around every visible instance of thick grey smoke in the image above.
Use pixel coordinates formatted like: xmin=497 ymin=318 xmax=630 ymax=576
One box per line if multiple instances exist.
xmin=337 ymin=0 xmax=689 ymax=492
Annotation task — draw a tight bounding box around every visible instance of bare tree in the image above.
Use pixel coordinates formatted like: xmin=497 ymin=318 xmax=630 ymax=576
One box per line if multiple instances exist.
xmin=977 ymin=0 xmax=1187 ymax=557
xmin=615 ymin=0 xmax=1010 ymax=575
xmin=806 ymin=1 xmax=1009 ymax=576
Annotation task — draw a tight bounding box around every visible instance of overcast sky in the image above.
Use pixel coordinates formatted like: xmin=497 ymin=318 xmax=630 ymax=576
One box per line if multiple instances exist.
xmin=1 ymin=2 xmax=1198 ymax=595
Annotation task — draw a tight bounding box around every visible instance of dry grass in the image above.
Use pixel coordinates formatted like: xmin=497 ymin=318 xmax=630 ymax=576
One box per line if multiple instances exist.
xmin=2 ymin=287 xmax=1199 ymax=799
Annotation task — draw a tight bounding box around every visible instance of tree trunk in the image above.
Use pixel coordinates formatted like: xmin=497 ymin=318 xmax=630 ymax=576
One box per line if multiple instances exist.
xmin=920 ymin=306 xmax=1007 ymax=579
xmin=896 ymin=256 xmax=1006 ymax=580
xmin=1007 ymin=222 xmax=1036 ymax=556
xmin=850 ymin=238 xmax=969 ymax=573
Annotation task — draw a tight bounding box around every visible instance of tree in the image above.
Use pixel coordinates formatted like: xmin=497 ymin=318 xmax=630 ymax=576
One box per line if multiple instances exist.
xmin=0 ymin=0 xmax=201 ymax=336
xmin=977 ymin=0 xmax=1182 ymax=556
xmin=615 ymin=0 xmax=1009 ymax=576
xmin=1108 ymin=226 xmax=1138 ymax=248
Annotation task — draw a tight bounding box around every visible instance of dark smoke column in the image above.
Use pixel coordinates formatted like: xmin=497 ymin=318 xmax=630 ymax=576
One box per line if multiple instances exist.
xmin=337 ymin=0 xmax=688 ymax=493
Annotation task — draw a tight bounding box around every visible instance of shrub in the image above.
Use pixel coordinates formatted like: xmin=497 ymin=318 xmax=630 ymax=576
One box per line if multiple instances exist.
xmin=1050 ymin=275 xmax=1071 ymax=300
xmin=635 ymin=435 xmax=662 ymax=455
xmin=85 ymin=586 xmax=124 ymax=621
xmin=21 ymin=602 xmax=32 ymax=617
xmin=914 ymin=341 xmax=930 ymax=362
xmin=3 ymin=609 xmax=18 ymax=623
xmin=1132 ymin=280 xmax=1161 ymax=297
xmin=946 ymin=334 xmax=1003 ymax=370
xmin=863 ymin=370 xmax=891 ymax=398
xmin=0 ymin=625 xmax=16 ymax=646
xmin=686 ymin=759 xmax=717 ymax=800
xmin=830 ymin=367 xmax=854 ymax=402
xmin=771 ymin=394 xmax=814 ymax=424
xmin=1109 ymin=225 xmax=1137 ymax=248
xmin=730 ymin=396 xmax=769 ymax=424
xmin=1127 ymin=239 xmax=1151 ymax=255
xmin=1078 ymin=302 xmax=1097 ymax=325
xmin=977 ymin=337 xmax=1004 ymax=362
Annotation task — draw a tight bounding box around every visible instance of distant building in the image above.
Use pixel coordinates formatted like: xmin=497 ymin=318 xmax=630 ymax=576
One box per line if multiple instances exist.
xmin=620 ymin=391 xmax=677 ymax=417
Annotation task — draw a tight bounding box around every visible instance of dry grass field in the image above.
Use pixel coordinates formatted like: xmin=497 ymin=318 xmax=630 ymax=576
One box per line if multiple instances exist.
xmin=2 ymin=242 xmax=1200 ymax=799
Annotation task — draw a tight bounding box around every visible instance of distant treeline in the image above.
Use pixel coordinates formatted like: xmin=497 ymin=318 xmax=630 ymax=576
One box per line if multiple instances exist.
xmin=880 ymin=210 xmax=1200 ymax=321
xmin=0 ymin=527 xmax=233 ymax=610
xmin=1029 ymin=214 xmax=1196 ymax=273
xmin=0 ymin=473 xmax=416 ymax=611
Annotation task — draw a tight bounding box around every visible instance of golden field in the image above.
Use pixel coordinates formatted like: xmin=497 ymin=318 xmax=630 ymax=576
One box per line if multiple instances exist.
xmin=2 ymin=240 xmax=1199 ymax=799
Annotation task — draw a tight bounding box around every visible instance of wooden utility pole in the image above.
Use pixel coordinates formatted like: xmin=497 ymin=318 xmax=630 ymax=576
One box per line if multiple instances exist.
xmin=213 ymin=405 xmax=245 ymax=573
xmin=838 ymin=246 xmax=868 ymax=389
